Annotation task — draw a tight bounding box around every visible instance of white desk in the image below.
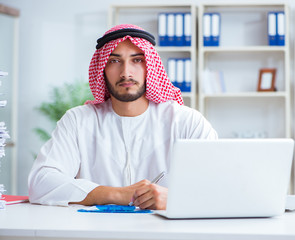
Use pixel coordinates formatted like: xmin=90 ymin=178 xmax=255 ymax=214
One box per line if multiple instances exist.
xmin=1 ymin=203 xmax=295 ymax=240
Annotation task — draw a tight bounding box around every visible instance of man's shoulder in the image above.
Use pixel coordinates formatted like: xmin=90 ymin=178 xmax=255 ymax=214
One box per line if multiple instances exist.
xmin=65 ymin=104 xmax=94 ymax=115
xmin=65 ymin=101 xmax=111 ymax=117
xmin=152 ymin=101 xmax=199 ymax=114
xmin=148 ymin=101 xmax=203 ymax=123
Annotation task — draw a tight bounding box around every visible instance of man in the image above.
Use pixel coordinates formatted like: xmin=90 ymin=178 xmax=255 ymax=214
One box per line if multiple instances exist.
xmin=28 ymin=24 xmax=217 ymax=210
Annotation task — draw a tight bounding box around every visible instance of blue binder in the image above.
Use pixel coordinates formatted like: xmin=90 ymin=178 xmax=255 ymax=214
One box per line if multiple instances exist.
xmin=268 ymin=12 xmax=277 ymax=46
xmin=184 ymin=13 xmax=191 ymax=46
xmin=176 ymin=59 xmax=184 ymax=91
xmin=159 ymin=12 xmax=192 ymax=47
xmin=168 ymin=58 xmax=177 ymax=86
xmin=211 ymin=13 xmax=220 ymax=46
xmin=203 ymin=13 xmax=211 ymax=46
xmin=158 ymin=13 xmax=168 ymax=46
xmin=276 ymin=11 xmax=285 ymax=46
xmin=168 ymin=58 xmax=191 ymax=92
xmin=167 ymin=13 xmax=175 ymax=46
xmin=175 ymin=13 xmax=184 ymax=46
xmin=183 ymin=58 xmax=191 ymax=92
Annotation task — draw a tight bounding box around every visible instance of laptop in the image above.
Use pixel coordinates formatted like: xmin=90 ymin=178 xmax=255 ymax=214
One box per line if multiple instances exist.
xmin=156 ymin=138 xmax=294 ymax=219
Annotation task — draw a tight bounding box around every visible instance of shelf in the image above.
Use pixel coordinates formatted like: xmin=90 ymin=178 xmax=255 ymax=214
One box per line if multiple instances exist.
xmin=156 ymin=47 xmax=193 ymax=52
xmin=202 ymin=91 xmax=288 ymax=99
xmin=182 ymin=92 xmax=193 ymax=98
xmin=202 ymin=2 xmax=285 ymax=8
xmin=201 ymin=46 xmax=287 ymax=53
xmin=110 ymin=3 xmax=194 ymax=8
xmin=198 ymin=3 xmax=290 ymax=140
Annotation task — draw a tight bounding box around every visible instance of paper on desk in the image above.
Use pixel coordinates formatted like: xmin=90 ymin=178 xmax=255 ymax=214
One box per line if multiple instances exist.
xmin=286 ymin=195 xmax=295 ymax=211
xmin=0 ymin=71 xmax=8 ymax=76
xmin=0 ymin=122 xmax=10 ymax=158
xmin=78 ymin=205 xmax=152 ymax=213
xmin=0 ymin=184 xmax=5 ymax=210
xmin=0 ymin=100 xmax=7 ymax=107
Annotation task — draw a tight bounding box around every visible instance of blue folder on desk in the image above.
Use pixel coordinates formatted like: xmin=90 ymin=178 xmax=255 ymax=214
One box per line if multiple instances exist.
xmin=78 ymin=205 xmax=152 ymax=214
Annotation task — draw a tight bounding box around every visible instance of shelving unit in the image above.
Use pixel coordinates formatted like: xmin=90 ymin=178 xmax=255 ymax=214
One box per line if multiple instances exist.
xmin=108 ymin=3 xmax=197 ymax=108
xmin=0 ymin=5 xmax=19 ymax=195
xmin=198 ymin=3 xmax=290 ymax=138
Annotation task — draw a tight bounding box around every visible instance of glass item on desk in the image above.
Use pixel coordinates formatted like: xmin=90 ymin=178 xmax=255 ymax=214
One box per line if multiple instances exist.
xmin=78 ymin=205 xmax=152 ymax=213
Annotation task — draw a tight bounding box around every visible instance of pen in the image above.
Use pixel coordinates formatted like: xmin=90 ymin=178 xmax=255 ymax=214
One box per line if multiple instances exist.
xmin=151 ymin=171 xmax=166 ymax=184
xmin=128 ymin=171 xmax=166 ymax=206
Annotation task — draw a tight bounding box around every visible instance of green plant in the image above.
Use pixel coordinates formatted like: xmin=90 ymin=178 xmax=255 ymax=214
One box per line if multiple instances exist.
xmin=34 ymin=80 xmax=94 ymax=142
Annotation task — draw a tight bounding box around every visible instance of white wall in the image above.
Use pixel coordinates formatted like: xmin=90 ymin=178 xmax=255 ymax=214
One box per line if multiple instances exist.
xmin=0 ymin=0 xmax=294 ymax=195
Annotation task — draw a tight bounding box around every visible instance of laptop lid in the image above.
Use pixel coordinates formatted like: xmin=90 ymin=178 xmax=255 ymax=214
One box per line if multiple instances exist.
xmin=161 ymin=139 xmax=294 ymax=219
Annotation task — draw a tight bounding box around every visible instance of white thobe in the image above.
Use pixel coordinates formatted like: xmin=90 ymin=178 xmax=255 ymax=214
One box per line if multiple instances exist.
xmin=28 ymin=99 xmax=217 ymax=206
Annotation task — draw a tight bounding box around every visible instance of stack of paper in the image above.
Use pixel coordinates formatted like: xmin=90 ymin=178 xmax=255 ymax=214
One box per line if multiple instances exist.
xmin=0 ymin=71 xmax=10 ymax=158
xmin=0 ymin=70 xmax=9 ymax=210
xmin=0 ymin=184 xmax=5 ymax=210
xmin=0 ymin=71 xmax=8 ymax=77
xmin=1 ymin=195 xmax=29 ymax=205
xmin=286 ymin=195 xmax=295 ymax=211
xmin=0 ymin=122 xmax=10 ymax=158
xmin=202 ymin=69 xmax=226 ymax=94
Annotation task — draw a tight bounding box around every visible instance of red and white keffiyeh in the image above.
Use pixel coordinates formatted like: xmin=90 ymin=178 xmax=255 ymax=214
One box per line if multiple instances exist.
xmin=86 ymin=24 xmax=183 ymax=105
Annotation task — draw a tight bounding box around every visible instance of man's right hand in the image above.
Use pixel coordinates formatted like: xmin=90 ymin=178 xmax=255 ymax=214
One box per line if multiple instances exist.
xmin=71 ymin=180 xmax=151 ymax=206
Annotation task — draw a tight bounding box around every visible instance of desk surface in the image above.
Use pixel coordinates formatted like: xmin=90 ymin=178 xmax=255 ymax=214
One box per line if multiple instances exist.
xmin=1 ymin=203 xmax=295 ymax=240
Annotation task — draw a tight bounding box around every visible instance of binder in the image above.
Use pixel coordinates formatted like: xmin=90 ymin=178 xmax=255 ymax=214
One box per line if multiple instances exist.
xmin=159 ymin=12 xmax=191 ymax=47
xmin=203 ymin=13 xmax=211 ymax=46
xmin=176 ymin=59 xmax=184 ymax=91
xmin=184 ymin=58 xmax=191 ymax=92
xmin=158 ymin=13 xmax=168 ymax=46
xmin=268 ymin=12 xmax=277 ymax=46
xmin=184 ymin=13 xmax=191 ymax=46
xmin=1 ymin=195 xmax=29 ymax=205
xmin=169 ymin=58 xmax=192 ymax=91
xmin=277 ymin=11 xmax=285 ymax=46
xmin=211 ymin=13 xmax=220 ymax=46
xmin=167 ymin=13 xmax=175 ymax=46
xmin=168 ymin=58 xmax=176 ymax=86
xmin=175 ymin=13 xmax=184 ymax=46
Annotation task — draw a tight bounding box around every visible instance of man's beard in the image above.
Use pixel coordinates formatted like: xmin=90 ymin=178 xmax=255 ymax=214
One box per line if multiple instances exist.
xmin=105 ymin=77 xmax=146 ymax=102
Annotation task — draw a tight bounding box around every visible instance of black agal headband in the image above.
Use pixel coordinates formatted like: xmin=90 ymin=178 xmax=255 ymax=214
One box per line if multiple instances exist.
xmin=96 ymin=28 xmax=156 ymax=49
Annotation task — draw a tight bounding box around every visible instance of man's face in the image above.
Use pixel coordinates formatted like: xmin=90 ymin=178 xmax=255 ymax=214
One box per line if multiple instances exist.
xmin=104 ymin=39 xmax=147 ymax=102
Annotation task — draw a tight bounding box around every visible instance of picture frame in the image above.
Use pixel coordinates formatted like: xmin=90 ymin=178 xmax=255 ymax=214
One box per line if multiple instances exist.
xmin=257 ymin=68 xmax=276 ymax=92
